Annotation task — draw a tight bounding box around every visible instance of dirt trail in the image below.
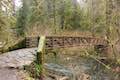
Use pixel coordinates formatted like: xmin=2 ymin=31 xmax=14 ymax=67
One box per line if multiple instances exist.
xmin=0 ymin=68 xmax=28 ymax=80
xmin=0 ymin=48 xmax=36 ymax=80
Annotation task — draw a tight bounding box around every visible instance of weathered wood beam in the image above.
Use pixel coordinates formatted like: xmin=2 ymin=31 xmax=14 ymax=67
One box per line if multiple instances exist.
xmin=36 ymin=36 xmax=46 ymax=79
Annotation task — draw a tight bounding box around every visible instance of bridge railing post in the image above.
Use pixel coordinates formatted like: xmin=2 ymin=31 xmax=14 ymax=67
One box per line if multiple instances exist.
xmin=36 ymin=36 xmax=46 ymax=79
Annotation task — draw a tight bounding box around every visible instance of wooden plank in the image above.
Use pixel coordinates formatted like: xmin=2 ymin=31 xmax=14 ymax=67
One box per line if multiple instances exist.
xmin=37 ymin=36 xmax=46 ymax=52
xmin=36 ymin=36 xmax=46 ymax=78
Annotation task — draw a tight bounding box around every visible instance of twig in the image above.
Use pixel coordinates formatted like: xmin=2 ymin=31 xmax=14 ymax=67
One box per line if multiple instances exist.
xmin=83 ymin=49 xmax=112 ymax=70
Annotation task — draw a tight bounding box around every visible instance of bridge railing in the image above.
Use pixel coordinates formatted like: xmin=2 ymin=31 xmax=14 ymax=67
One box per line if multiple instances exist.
xmin=25 ymin=36 xmax=108 ymax=49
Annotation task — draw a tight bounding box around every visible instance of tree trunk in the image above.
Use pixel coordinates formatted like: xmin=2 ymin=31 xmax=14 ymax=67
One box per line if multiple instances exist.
xmin=60 ymin=1 xmax=65 ymax=30
xmin=53 ymin=0 xmax=56 ymax=33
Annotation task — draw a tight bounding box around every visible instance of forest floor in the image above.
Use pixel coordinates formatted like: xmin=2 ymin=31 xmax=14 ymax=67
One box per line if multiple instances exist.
xmin=45 ymin=49 xmax=119 ymax=80
xmin=0 ymin=48 xmax=119 ymax=80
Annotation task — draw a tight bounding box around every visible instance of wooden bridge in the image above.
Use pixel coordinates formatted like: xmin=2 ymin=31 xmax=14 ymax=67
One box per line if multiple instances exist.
xmin=25 ymin=36 xmax=108 ymax=51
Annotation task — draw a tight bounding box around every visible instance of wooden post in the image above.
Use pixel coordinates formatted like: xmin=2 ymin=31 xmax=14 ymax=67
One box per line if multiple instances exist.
xmin=37 ymin=36 xmax=46 ymax=79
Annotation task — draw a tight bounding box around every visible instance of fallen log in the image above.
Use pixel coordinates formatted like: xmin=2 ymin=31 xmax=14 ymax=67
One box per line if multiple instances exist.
xmin=0 ymin=38 xmax=26 ymax=53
